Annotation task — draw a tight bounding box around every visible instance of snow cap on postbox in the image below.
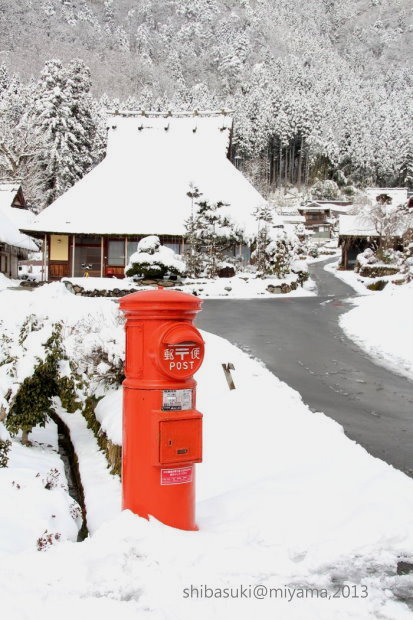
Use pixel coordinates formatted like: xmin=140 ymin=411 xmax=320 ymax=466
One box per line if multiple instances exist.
xmin=119 ymin=286 xmax=203 ymax=321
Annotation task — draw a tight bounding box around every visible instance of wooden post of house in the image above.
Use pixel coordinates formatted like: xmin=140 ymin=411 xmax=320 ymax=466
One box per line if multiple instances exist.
xmin=42 ymin=234 xmax=47 ymax=282
xmin=124 ymin=237 xmax=128 ymax=270
xmin=71 ymin=235 xmax=75 ymax=277
xmin=342 ymin=238 xmax=349 ymax=269
xmin=101 ymin=236 xmax=104 ymax=278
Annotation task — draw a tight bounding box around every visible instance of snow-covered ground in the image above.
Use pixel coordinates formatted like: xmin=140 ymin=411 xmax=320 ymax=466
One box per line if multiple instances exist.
xmin=0 ymin=272 xmax=20 ymax=290
xmin=1 ymin=281 xmax=413 ymax=619
xmin=325 ymin=261 xmax=413 ymax=381
xmin=340 ymin=281 xmax=413 ymax=381
xmin=0 ymin=421 xmax=81 ymax=554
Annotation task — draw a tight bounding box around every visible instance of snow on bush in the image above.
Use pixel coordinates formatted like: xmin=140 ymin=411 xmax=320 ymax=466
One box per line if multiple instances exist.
xmin=185 ymin=200 xmax=244 ymax=278
xmin=252 ymin=226 xmax=307 ymax=280
xmin=0 ymin=285 xmax=125 ymax=444
xmin=310 ymin=179 xmax=339 ymax=200
xmin=125 ymin=235 xmax=186 ymax=279
xmin=354 ymin=245 xmax=413 ymax=286
xmin=400 ymin=242 xmax=413 ymax=282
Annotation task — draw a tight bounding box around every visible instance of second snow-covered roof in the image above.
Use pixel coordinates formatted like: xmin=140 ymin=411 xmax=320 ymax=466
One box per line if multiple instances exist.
xmin=24 ymin=114 xmax=266 ymax=238
xmin=0 ymin=183 xmax=37 ymax=251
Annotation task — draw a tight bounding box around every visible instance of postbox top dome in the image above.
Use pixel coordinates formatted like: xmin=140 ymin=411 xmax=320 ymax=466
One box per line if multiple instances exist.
xmin=119 ymin=286 xmax=203 ymax=314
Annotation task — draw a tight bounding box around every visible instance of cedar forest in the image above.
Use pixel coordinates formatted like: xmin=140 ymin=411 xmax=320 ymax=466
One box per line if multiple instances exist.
xmin=0 ymin=0 xmax=412 ymax=209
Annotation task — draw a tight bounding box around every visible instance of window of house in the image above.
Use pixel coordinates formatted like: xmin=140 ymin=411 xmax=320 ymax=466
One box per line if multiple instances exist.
xmin=163 ymin=242 xmax=181 ymax=254
xmin=127 ymin=240 xmax=139 ymax=262
xmin=0 ymin=254 xmax=7 ymax=274
xmin=108 ymin=240 xmax=125 ymax=266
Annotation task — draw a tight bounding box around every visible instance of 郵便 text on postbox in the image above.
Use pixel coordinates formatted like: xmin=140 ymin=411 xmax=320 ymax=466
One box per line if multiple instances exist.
xmin=119 ymin=287 xmax=204 ymax=531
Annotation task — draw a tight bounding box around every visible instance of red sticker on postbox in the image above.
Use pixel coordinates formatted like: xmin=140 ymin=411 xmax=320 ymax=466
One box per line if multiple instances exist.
xmin=161 ymin=466 xmax=193 ymax=485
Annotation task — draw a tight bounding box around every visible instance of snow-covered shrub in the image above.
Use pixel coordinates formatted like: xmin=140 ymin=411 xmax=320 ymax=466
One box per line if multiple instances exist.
xmin=356 ymin=247 xmax=404 ymax=273
xmin=399 ymin=243 xmax=413 ymax=283
xmin=291 ymin=259 xmax=310 ymax=286
xmin=6 ymin=324 xmax=63 ymax=445
xmin=310 ymin=179 xmax=339 ymax=200
xmin=37 ymin=530 xmax=61 ymax=552
xmin=252 ymin=228 xmax=299 ymax=278
xmin=185 ymin=201 xmax=244 ymax=278
xmin=341 ymin=185 xmax=356 ymax=197
xmin=41 ymin=468 xmax=66 ymax=491
xmin=307 ymin=244 xmax=319 ymax=258
xmin=0 ymin=423 xmax=11 ymax=468
xmin=355 ymin=248 xmax=376 ymax=272
xmin=125 ymin=235 xmax=186 ymax=280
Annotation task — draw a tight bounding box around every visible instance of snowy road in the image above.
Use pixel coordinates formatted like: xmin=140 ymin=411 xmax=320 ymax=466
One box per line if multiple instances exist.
xmin=197 ymin=259 xmax=413 ymax=476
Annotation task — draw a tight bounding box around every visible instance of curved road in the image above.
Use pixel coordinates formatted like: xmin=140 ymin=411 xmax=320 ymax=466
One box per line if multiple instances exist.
xmin=196 ymin=259 xmax=413 ymax=476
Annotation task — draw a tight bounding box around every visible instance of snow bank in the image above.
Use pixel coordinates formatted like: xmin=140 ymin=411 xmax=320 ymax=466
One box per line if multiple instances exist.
xmin=85 ymin=330 xmax=413 ymax=618
xmin=340 ymin=281 xmax=413 ymax=381
xmin=1 ymin=283 xmax=413 ymax=618
xmin=0 ymin=422 xmax=80 ymax=556
xmin=54 ymin=400 xmax=121 ymax=533
xmin=0 ymin=272 xmax=19 ymax=290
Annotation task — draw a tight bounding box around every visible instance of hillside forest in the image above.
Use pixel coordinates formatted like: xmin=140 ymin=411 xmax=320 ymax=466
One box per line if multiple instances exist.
xmin=0 ymin=0 xmax=412 ymax=208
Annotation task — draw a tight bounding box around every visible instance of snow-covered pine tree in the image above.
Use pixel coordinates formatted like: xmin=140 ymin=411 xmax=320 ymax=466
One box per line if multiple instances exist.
xmin=186 ymin=200 xmax=244 ymax=278
xmin=31 ymin=59 xmax=75 ymax=206
xmin=31 ymin=58 xmax=97 ymax=207
xmin=263 ymin=229 xmax=298 ymax=278
xmin=253 ymin=204 xmax=274 ymax=274
xmin=252 ymin=223 xmax=299 ymax=278
xmin=185 ymin=184 xmax=202 ymax=278
xmin=66 ymin=58 xmax=96 ymax=174
xmin=0 ymin=63 xmax=10 ymax=96
xmin=0 ymin=76 xmax=45 ymax=204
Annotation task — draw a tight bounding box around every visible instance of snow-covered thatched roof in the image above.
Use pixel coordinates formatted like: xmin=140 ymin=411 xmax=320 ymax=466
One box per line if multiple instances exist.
xmin=24 ymin=113 xmax=267 ymax=239
xmin=0 ymin=182 xmax=37 ymax=251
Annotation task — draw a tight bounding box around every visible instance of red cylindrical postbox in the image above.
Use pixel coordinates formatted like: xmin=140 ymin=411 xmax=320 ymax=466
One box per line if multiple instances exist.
xmin=119 ymin=287 xmax=204 ymax=531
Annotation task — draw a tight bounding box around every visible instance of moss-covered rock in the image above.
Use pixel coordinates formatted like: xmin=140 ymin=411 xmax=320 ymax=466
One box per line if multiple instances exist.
xmin=82 ymin=396 xmax=121 ymax=475
xmin=366 ymin=280 xmax=388 ymax=291
xmin=359 ymin=265 xmax=399 ymax=278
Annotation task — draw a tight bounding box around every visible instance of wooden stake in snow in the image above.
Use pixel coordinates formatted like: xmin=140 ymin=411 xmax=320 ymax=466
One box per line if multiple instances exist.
xmin=222 ymin=363 xmax=236 ymax=390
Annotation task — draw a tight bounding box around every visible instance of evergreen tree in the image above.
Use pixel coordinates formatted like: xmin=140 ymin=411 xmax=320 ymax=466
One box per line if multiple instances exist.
xmin=185 ymin=184 xmax=203 ymax=278
xmin=0 ymin=63 xmax=10 ymax=96
xmin=31 ymin=58 xmax=97 ymax=207
xmin=252 ymin=204 xmax=274 ymax=274
xmin=185 ymin=200 xmax=244 ymax=278
xmin=66 ymin=58 xmax=96 ymax=174
xmin=252 ymin=228 xmax=298 ymax=278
